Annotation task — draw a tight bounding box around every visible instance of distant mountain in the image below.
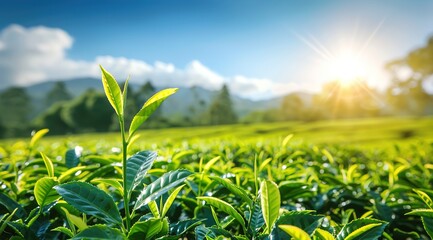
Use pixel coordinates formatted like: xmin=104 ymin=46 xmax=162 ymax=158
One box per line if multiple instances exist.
xmin=26 ymin=78 xmax=103 ymax=98
xmin=11 ymin=78 xmax=311 ymax=120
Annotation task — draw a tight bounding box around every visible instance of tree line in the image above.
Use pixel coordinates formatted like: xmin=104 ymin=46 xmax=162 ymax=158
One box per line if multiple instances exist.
xmin=0 ymin=81 xmax=238 ymax=138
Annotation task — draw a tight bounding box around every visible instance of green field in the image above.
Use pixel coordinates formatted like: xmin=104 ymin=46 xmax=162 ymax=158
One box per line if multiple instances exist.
xmin=1 ymin=116 xmax=433 ymax=239
xmin=7 ymin=115 xmax=430 ymax=150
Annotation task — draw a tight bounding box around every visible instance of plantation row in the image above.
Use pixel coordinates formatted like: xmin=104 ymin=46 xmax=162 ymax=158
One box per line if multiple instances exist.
xmin=1 ymin=67 xmax=432 ymax=239
xmin=0 ymin=130 xmax=432 ymax=239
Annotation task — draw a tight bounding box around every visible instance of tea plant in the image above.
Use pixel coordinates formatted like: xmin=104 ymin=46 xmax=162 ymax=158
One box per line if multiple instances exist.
xmin=1 ymin=66 xmax=432 ymax=239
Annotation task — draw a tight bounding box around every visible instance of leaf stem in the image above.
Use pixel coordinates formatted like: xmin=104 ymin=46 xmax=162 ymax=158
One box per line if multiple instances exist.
xmin=119 ymin=116 xmax=131 ymax=232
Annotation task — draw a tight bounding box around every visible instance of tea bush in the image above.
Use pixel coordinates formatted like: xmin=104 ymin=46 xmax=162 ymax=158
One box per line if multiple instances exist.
xmin=0 ymin=67 xmax=432 ymax=239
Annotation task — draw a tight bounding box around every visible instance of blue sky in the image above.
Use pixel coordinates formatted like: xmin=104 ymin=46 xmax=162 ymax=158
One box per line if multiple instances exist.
xmin=0 ymin=0 xmax=432 ymax=99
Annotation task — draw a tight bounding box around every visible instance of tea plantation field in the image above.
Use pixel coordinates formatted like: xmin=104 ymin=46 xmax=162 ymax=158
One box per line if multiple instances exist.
xmin=10 ymin=115 xmax=432 ymax=149
xmin=1 ymin=116 xmax=433 ymax=239
xmin=2 ymin=66 xmax=433 ymax=239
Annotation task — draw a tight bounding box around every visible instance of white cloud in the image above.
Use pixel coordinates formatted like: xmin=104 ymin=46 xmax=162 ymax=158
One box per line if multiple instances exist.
xmin=0 ymin=24 xmax=294 ymax=100
xmin=0 ymin=24 xmax=73 ymax=85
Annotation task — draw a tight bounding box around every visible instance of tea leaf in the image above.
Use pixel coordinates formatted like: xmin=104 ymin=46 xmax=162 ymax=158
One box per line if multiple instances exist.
xmin=0 ymin=208 xmax=17 ymax=236
xmin=91 ymin=178 xmax=123 ymax=193
xmin=52 ymin=227 xmax=74 ymax=238
xmin=60 ymin=207 xmax=88 ymax=232
xmin=161 ymin=184 xmax=185 ymax=218
xmin=314 ymin=228 xmax=335 ymax=240
xmin=336 ymin=218 xmax=387 ymax=240
xmin=34 ymin=177 xmax=59 ymax=207
xmin=249 ymin=200 xmax=265 ymax=233
xmin=422 ymin=217 xmax=433 ymax=239
xmin=344 ymin=223 xmax=382 ymax=240
xmin=414 ymin=189 xmax=433 ymax=209
xmin=134 ymin=169 xmax=192 ymax=211
xmin=40 ymin=152 xmax=55 ymax=178
xmin=55 ymin=182 xmax=122 ymax=225
xmin=198 ymin=196 xmax=246 ymax=232
xmin=129 ymin=88 xmax=177 ymax=139
xmin=0 ymin=192 xmax=26 ymax=218
xmin=128 ymin=218 xmax=163 ymax=240
xmin=148 ymin=200 xmax=160 ymax=218
xmin=282 ymin=134 xmax=293 ymax=147
xmin=270 ymin=211 xmax=323 ymax=238
xmin=100 ymin=65 xmax=123 ymax=116
xmin=210 ymin=176 xmax=253 ymax=207
xmin=261 ymin=180 xmax=280 ymax=234
xmin=169 ymin=219 xmax=204 ymax=236
xmin=125 ymin=150 xmax=157 ymax=194
xmin=65 ymin=148 xmax=81 ymax=169
xmin=71 ymin=225 xmax=126 ymax=240
xmin=122 ymin=75 xmax=130 ymax=111
xmin=30 ymin=129 xmax=49 ymax=148
xmin=279 ymin=225 xmax=311 ymax=240
xmin=406 ymin=208 xmax=433 ymax=218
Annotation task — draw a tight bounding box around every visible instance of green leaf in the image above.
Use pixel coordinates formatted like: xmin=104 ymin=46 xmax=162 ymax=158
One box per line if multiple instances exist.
xmin=6 ymin=220 xmax=32 ymax=238
xmin=315 ymin=228 xmax=336 ymax=240
xmin=122 ymin=75 xmax=130 ymax=111
xmin=128 ymin=218 xmax=163 ymax=240
xmin=0 ymin=192 xmax=26 ymax=218
xmin=261 ymin=180 xmax=280 ymax=234
xmin=91 ymin=178 xmax=123 ymax=193
xmin=195 ymin=225 xmax=212 ymax=240
xmin=203 ymin=156 xmax=221 ymax=173
xmin=210 ymin=206 xmax=220 ymax=227
xmin=344 ymin=223 xmax=382 ymax=240
xmin=55 ymin=182 xmax=122 ymax=225
xmin=282 ymin=134 xmax=294 ymax=147
xmin=169 ymin=219 xmax=204 ymax=236
xmin=100 ymin=65 xmax=123 ymax=116
xmin=336 ymin=218 xmax=387 ymax=240
xmin=52 ymin=226 xmax=74 ymax=238
xmin=195 ymin=225 xmax=232 ymax=240
xmin=0 ymin=208 xmax=17 ymax=236
xmin=162 ymin=184 xmax=185 ymax=218
xmin=157 ymin=218 xmax=170 ymax=239
xmin=270 ymin=211 xmax=323 ymax=239
xmin=248 ymin=200 xmax=265 ymax=234
xmin=34 ymin=177 xmax=59 ymax=207
xmin=422 ymin=217 xmax=433 ymax=239
xmin=197 ymin=196 xmax=246 ymax=232
xmin=322 ymin=149 xmax=334 ymax=164
xmin=71 ymin=225 xmax=126 ymax=240
xmin=129 ymin=88 xmax=177 ymax=138
xmin=40 ymin=152 xmax=55 ymax=177
xmin=148 ymin=200 xmax=160 ymax=218
xmin=279 ymin=225 xmax=312 ymax=240
xmin=30 ymin=129 xmax=49 ymax=148
xmin=65 ymin=148 xmax=81 ymax=169
xmin=58 ymin=166 xmax=89 ymax=183
xmin=60 ymin=206 xmax=87 ymax=232
xmin=126 ymin=151 xmax=157 ymax=194
xmin=210 ymin=176 xmax=253 ymax=207
xmin=259 ymin=158 xmax=272 ymax=172
xmin=392 ymin=228 xmax=420 ymax=240
xmin=406 ymin=208 xmax=433 ymax=218
xmin=134 ymin=170 xmax=192 ymax=211
xmin=414 ymin=189 xmax=433 ymax=209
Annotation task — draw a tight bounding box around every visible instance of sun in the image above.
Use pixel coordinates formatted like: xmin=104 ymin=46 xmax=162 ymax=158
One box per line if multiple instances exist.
xmin=327 ymin=51 xmax=368 ymax=87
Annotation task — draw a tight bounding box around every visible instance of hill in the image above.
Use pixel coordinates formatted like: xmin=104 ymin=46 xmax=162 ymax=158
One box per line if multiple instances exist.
xmin=19 ymin=78 xmax=312 ymax=120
